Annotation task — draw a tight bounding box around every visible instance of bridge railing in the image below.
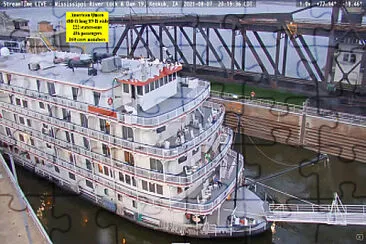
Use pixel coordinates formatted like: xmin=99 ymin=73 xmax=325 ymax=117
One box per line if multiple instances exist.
xmin=269 ymin=204 xmax=366 ymax=214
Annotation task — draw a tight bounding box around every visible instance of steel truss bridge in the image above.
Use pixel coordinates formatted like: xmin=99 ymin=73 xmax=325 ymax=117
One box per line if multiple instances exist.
xmin=109 ymin=8 xmax=366 ymax=94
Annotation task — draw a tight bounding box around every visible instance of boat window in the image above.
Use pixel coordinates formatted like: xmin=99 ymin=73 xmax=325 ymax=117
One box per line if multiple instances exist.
xmin=119 ymin=172 xmax=124 ymax=182
xmin=36 ymin=79 xmax=40 ymax=92
xmin=178 ymin=155 xmax=187 ymax=164
xmin=149 ymin=82 xmax=154 ymax=91
xmin=71 ymin=87 xmax=78 ymax=101
xmin=149 ymin=182 xmax=155 ymax=193
xmin=137 ymin=86 xmax=143 ymax=96
xmin=19 ymin=134 xmax=24 ymax=142
xmin=5 ymin=127 xmax=11 ymax=137
xmin=132 ymin=200 xmax=137 ymax=208
xmin=164 ymin=76 xmax=168 ymax=84
xmin=103 ymin=166 xmax=109 ymax=176
xmin=85 ymin=180 xmax=93 ymax=189
xmin=100 ymin=119 xmax=110 ymax=134
xmin=69 ymin=153 xmax=74 ymax=163
xmin=80 ymin=114 xmax=88 ymax=128
xmin=83 ymin=137 xmax=90 ymax=150
xmin=350 ymin=54 xmax=356 ymax=64
xmin=154 ymin=80 xmax=159 ymax=89
xmin=104 ymin=188 xmax=109 ymax=196
xmin=69 ymin=172 xmax=76 ymax=180
xmin=62 ymin=108 xmax=71 ymax=122
xmin=15 ymin=98 xmax=21 ymax=105
xmin=86 ymin=159 xmax=92 ymax=170
xmin=39 ymin=102 xmax=45 ymax=109
xmin=159 ymin=78 xmax=164 ymax=86
xmin=125 ymin=174 xmax=131 ymax=185
xmin=156 ymin=185 xmax=163 ymax=195
xmin=47 ymin=82 xmax=56 ymax=95
xmin=98 ymin=164 xmax=103 ymax=173
xmin=6 ymin=74 xmax=11 ymax=84
xmin=132 ymin=177 xmax=136 ymax=187
xmin=144 ymin=84 xmax=149 ymax=93
xmin=22 ymin=100 xmax=28 ymax=108
xmin=19 ymin=116 xmax=25 ymax=125
xmin=102 ymin=144 xmax=110 ymax=157
xmin=27 ymin=119 xmax=31 ymax=127
xmin=93 ymin=91 xmax=101 ymax=106
xmin=150 ymin=158 xmax=163 ymax=173
xmin=124 ymin=151 xmax=134 ymax=166
xmin=122 ymin=126 xmax=133 ymax=140
xmin=123 ymin=83 xmax=129 ymax=93
xmin=54 ymin=166 xmax=60 ymax=173
xmin=192 ymin=147 xmax=199 ymax=155
xmin=0 ymin=72 xmax=3 ymax=83
xmin=30 ymin=138 xmax=34 ymax=146
xmin=117 ymin=194 xmax=122 ymax=201
xmin=142 ymin=180 xmax=148 ymax=191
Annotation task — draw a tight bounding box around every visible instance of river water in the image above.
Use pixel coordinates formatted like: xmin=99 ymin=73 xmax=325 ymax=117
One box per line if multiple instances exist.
xmin=15 ymin=135 xmax=366 ymax=244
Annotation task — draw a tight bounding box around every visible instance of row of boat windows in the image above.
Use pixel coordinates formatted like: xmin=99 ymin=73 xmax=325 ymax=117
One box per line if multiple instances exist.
xmin=1 ymin=73 xmax=103 ymax=106
xmin=9 ymin=95 xmax=135 ymax=140
xmin=53 ymin=163 xmax=164 ymax=195
xmin=122 ymin=73 xmax=176 ymax=96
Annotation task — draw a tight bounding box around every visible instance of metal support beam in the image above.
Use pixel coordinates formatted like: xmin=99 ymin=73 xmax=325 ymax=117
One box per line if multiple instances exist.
xmin=161 ymin=25 xmax=188 ymax=64
xmin=179 ymin=27 xmax=205 ymax=65
xmin=198 ymin=27 xmax=226 ymax=70
xmin=242 ymin=28 xmax=246 ymax=71
xmin=274 ymin=31 xmax=281 ymax=87
xmin=282 ymin=34 xmax=288 ymax=76
xmin=298 ymin=35 xmax=325 ymax=81
xmin=131 ymin=25 xmax=155 ymax=58
xmin=159 ymin=25 xmax=163 ymax=61
xmin=231 ymin=28 xmax=236 ymax=73
xmin=283 ymin=26 xmax=318 ymax=81
xmin=324 ymin=6 xmax=340 ymax=84
xmin=206 ymin=28 xmax=209 ymax=65
xmin=213 ymin=28 xmax=240 ymax=70
xmin=174 ymin=26 xmax=178 ymax=61
xmin=112 ymin=25 xmax=130 ymax=55
xmin=253 ymin=31 xmax=280 ymax=74
xmin=242 ymin=30 xmax=269 ymax=76
xmin=193 ymin=27 xmax=197 ymax=71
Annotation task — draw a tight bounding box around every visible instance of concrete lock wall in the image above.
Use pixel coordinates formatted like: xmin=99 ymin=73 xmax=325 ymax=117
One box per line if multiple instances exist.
xmin=211 ymin=98 xmax=366 ymax=163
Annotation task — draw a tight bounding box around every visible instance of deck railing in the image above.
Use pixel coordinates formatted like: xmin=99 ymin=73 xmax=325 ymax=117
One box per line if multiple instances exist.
xmin=4 ymin=135 xmax=242 ymax=214
xmin=0 ymin=78 xmax=210 ymax=127
xmin=0 ymin=99 xmax=224 ymax=159
xmin=0 ymin=114 xmax=232 ymax=186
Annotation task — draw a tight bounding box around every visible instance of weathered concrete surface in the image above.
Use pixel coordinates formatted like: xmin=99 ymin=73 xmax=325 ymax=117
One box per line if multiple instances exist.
xmin=0 ymin=162 xmax=49 ymax=244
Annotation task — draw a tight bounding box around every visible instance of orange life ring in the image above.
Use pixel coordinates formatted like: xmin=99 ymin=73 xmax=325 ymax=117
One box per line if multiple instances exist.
xmin=107 ymin=97 xmax=113 ymax=105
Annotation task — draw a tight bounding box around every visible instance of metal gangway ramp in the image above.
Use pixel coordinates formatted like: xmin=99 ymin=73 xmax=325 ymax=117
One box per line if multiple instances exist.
xmin=266 ymin=194 xmax=366 ymax=226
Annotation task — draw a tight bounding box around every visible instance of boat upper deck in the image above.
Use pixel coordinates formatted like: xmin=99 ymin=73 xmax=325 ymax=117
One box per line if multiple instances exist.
xmin=0 ymin=51 xmax=179 ymax=91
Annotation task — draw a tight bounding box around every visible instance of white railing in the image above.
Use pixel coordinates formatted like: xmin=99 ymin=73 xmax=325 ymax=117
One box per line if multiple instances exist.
xmin=0 ymin=99 xmax=224 ymax=159
xmin=0 ymin=153 xmax=53 ymax=244
xmin=306 ymin=106 xmax=366 ymax=126
xmin=0 ymin=78 xmax=210 ymax=127
xmin=210 ymin=90 xmax=304 ymax=114
xmin=5 ymin=133 xmax=243 ymax=213
xmin=0 ymin=116 xmax=232 ymax=185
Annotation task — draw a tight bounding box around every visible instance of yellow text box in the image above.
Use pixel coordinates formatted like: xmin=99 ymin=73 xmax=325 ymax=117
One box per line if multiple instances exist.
xmin=66 ymin=12 xmax=109 ymax=43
